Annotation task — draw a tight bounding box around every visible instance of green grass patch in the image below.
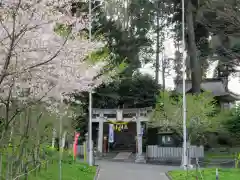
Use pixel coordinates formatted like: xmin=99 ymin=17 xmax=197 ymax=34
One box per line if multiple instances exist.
xmin=0 ymin=146 xmax=96 ymax=180
xmin=205 ymin=152 xmax=236 ymax=159
xmin=168 ymin=168 xmax=240 ymax=180
xmin=29 ymin=162 xmax=96 ymax=180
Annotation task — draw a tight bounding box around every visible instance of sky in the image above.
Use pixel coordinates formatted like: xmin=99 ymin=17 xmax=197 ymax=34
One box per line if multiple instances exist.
xmin=140 ymin=38 xmax=240 ymax=95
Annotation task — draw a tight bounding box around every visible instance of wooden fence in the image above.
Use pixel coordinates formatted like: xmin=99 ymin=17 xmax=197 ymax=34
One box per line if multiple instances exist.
xmin=146 ymin=145 xmax=204 ymax=160
xmin=77 ymin=140 xmax=94 ymax=157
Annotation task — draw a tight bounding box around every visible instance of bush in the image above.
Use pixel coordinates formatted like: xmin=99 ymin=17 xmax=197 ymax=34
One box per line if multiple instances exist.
xmin=223 ymin=106 xmax=240 ymax=145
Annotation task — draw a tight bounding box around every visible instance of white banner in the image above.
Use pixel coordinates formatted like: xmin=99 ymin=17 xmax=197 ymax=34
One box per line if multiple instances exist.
xmin=108 ymin=124 xmax=114 ymax=143
xmin=141 ymin=127 xmax=144 ymax=135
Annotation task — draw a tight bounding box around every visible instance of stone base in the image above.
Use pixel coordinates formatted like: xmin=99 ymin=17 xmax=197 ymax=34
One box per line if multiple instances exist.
xmin=180 ymin=164 xmax=194 ymax=169
xmin=135 ymin=155 xmax=146 ymax=163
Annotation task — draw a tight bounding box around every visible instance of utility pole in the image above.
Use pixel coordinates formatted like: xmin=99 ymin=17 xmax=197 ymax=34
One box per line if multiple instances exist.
xmin=88 ymin=0 xmax=93 ymax=166
xmin=155 ymin=1 xmax=160 ymax=84
xmin=59 ymin=95 xmax=63 ymax=180
xmin=181 ymin=0 xmax=188 ymax=170
xmin=88 ymin=89 xmax=93 ymax=166
xmin=161 ymin=49 xmax=165 ymax=91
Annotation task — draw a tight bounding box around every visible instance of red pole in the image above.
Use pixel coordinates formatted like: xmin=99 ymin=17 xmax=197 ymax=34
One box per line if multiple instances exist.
xmin=73 ymin=132 xmax=80 ymax=160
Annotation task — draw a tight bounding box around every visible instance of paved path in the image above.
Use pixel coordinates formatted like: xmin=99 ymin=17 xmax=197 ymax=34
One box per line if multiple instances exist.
xmin=97 ymin=160 xmax=179 ymax=180
xmin=113 ymin=152 xmax=132 ymax=160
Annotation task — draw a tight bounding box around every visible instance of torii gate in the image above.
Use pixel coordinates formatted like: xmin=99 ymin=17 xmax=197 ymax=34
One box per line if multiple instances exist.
xmin=91 ymin=107 xmax=152 ymax=163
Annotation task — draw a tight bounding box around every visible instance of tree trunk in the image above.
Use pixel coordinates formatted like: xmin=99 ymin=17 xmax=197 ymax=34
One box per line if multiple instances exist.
xmin=174 ymin=42 xmax=182 ymax=85
xmin=186 ymin=1 xmax=201 ymax=93
xmin=218 ymin=33 xmax=231 ymax=90
xmin=161 ymin=52 xmax=165 ymax=91
xmin=155 ymin=4 xmax=160 ymax=84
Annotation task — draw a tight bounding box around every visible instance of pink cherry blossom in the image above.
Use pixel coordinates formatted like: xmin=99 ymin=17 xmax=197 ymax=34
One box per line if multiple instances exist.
xmin=0 ymin=0 xmax=108 ymax=106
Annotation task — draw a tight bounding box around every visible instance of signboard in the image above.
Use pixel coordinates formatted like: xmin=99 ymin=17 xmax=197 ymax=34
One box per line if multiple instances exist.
xmin=114 ymin=124 xmax=128 ymax=131
xmin=107 ymin=120 xmax=128 ymax=132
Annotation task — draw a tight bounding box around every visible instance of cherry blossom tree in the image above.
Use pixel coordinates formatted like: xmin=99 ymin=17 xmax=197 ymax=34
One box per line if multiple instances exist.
xmin=0 ymin=1 xmax=122 ymax=177
xmin=0 ymin=0 xmax=104 ymax=98
xmin=0 ymin=0 xmax=117 ymax=168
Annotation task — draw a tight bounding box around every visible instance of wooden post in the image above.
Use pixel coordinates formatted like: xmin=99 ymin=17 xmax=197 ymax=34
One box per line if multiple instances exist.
xmin=235 ymin=152 xmax=240 ymax=168
xmin=10 ymin=161 xmax=13 ymax=180
xmin=235 ymin=152 xmax=237 ymax=168
xmin=6 ymin=154 xmax=10 ymax=180
xmin=97 ymin=116 xmax=104 ymax=154
xmin=83 ymin=142 xmax=87 ymax=162
xmin=135 ymin=136 xmax=138 ymax=153
xmin=195 ymin=158 xmax=198 ymax=180
xmin=0 ymin=153 xmax=2 ymax=180
xmin=85 ymin=133 xmax=89 ymax=163
xmin=21 ymin=159 xmax=24 ymax=173
xmin=103 ymin=136 xmax=107 ymax=155
xmin=24 ymin=165 xmax=28 ymax=180
xmin=45 ymin=161 xmax=48 ymax=171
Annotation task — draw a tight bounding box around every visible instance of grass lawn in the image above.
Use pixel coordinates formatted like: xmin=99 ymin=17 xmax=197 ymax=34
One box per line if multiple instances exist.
xmin=0 ymin=147 xmax=96 ymax=180
xmin=168 ymin=168 xmax=240 ymax=180
xmin=29 ymin=162 xmax=96 ymax=180
xmin=205 ymin=152 xmax=236 ymax=159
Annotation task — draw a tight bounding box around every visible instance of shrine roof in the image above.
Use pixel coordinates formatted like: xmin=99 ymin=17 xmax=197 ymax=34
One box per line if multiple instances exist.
xmin=175 ymin=78 xmax=240 ymax=100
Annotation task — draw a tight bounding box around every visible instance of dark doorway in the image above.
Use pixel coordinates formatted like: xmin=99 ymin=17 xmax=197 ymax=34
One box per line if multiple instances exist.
xmin=103 ymin=122 xmax=136 ymax=152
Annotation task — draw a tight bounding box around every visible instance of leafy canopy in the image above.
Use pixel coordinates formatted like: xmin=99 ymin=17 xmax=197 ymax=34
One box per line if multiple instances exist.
xmin=150 ymin=91 xmax=219 ymax=142
xmin=222 ymin=104 xmax=240 ymax=142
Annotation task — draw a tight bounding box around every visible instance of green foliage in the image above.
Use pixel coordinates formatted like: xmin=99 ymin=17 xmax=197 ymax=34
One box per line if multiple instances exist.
xmin=0 ymin=102 xmax=58 ymax=149
xmin=69 ymin=103 xmax=87 ymax=143
xmin=222 ymin=105 xmax=240 ymax=143
xmin=196 ymin=1 xmax=240 ymax=75
xmin=170 ymin=0 xmax=210 ymax=63
xmin=150 ymin=91 xmax=219 ymax=143
xmin=54 ymin=23 xmax=72 ymax=37
xmin=87 ymin=46 xmax=110 ymax=64
xmin=92 ymin=72 xmax=160 ymax=108
xmin=168 ymin=168 xmax=240 ymax=180
xmin=89 ymin=0 xmax=155 ymax=75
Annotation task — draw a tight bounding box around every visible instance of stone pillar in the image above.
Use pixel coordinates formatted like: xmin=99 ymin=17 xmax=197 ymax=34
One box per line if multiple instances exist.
xmin=135 ymin=111 xmax=146 ymax=163
xmin=97 ymin=116 xmax=104 ymax=154
xmin=136 ymin=119 xmax=142 ymax=154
